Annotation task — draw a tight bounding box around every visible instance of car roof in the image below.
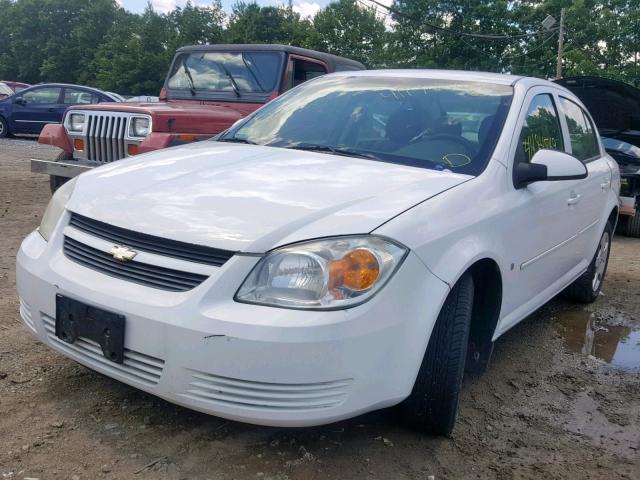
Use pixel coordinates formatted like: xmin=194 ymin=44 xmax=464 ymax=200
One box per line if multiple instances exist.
xmin=20 ymin=83 xmax=117 ymax=99
xmin=326 ymin=69 xmax=535 ymax=86
xmin=175 ymin=44 xmax=366 ymax=70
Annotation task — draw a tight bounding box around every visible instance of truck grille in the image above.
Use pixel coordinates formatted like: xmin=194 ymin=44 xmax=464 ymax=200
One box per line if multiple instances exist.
xmin=85 ymin=113 xmax=128 ymax=163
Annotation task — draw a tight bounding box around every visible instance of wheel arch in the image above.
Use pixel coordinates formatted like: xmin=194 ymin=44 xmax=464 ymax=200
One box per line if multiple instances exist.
xmin=459 ymin=257 xmax=503 ymax=374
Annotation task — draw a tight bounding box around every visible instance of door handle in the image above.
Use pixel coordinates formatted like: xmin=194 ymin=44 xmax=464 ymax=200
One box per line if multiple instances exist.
xmin=600 ymin=180 xmax=611 ymax=190
xmin=567 ymin=193 xmax=581 ymax=205
xmin=48 ymin=108 xmax=55 ymax=112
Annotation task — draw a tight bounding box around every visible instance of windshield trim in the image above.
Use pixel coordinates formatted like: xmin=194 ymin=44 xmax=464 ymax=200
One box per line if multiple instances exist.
xmin=164 ymin=50 xmax=286 ymax=103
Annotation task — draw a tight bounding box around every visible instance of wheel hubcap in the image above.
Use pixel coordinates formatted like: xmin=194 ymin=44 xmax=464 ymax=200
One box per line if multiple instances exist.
xmin=592 ymin=231 xmax=610 ymax=292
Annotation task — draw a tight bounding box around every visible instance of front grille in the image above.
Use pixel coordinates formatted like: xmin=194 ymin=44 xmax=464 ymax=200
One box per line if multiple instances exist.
xmin=63 ymin=236 xmax=208 ymax=292
xmin=181 ymin=371 xmax=353 ymax=411
xmin=42 ymin=315 xmax=164 ymax=386
xmin=69 ymin=213 xmax=235 ymax=267
xmin=85 ymin=112 xmax=128 ymax=163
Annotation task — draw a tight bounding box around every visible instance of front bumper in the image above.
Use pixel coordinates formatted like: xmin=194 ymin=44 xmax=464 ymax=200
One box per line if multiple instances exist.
xmin=16 ymin=226 xmax=449 ymax=427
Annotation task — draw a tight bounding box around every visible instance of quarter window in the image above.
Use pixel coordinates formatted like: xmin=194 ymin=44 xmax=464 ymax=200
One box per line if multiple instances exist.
xmin=288 ymin=59 xmax=327 ymax=89
xmin=559 ymin=98 xmax=600 ymax=161
xmin=516 ymin=94 xmax=564 ymax=163
xmin=20 ymin=87 xmax=61 ymax=105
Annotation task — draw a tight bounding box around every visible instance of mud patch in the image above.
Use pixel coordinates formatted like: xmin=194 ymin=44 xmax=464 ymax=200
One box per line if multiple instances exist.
xmin=555 ymin=309 xmax=640 ymax=370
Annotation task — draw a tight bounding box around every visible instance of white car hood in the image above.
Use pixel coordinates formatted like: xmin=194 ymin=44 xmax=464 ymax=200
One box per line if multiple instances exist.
xmin=67 ymin=142 xmax=471 ymax=252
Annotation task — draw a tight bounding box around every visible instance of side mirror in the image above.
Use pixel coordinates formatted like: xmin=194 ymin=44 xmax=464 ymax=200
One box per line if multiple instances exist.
xmin=514 ymin=149 xmax=587 ymax=189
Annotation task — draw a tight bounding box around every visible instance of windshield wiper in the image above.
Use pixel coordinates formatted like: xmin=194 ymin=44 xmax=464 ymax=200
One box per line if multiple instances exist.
xmin=241 ymin=54 xmax=265 ymax=92
xmin=220 ymin=64 xmax=241 ymax=97
xmin=217 ymin=137 xmax=257 ymax=145
xmin=181 ymin=61 xmax=196 ymax=96
xmin=282 ymin=143 xmax=381 ymax=161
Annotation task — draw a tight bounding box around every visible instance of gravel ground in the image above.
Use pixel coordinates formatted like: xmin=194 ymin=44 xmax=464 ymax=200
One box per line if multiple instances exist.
xmin=0 ymin=137 xmax=639 ymax=479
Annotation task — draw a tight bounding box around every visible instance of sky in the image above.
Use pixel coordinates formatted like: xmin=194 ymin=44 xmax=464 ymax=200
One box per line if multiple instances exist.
xmin=119 ymin=0 xmax=329 ymax=18
xmin=118 ymin=0 xmax=393 ymax=21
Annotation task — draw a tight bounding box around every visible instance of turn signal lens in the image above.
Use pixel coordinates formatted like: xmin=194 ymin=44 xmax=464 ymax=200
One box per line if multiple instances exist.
xmin=73 ymin=139 xmax=84 ymax=151
xmin=329 ymin=249 xmax=380 ymax=292
xmin=127 ymin=144 xmax=139 ymax=156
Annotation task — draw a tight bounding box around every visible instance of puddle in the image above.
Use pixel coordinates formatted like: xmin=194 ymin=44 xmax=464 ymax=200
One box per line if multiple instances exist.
xmin=555 ymin=310 xmax=640 ymax=370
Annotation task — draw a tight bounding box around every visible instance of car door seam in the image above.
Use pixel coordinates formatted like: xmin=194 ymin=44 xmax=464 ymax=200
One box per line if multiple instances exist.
xmin=520 ymin=218 xmax=599 ymax=270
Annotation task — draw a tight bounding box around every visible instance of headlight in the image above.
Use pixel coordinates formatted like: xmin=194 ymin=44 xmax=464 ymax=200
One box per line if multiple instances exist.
xmin=235 ymin=236 xmax=408 ymax=310
xmin=38 ymin=177 xmax=78 ymax=241
xmin=67 ymin=113 xmax=85 ymax=133
xmin=129 ymin=117 xmax=150 ymax=138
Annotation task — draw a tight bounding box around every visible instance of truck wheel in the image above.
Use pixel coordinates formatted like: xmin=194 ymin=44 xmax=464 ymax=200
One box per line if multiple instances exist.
xmin=0 ymin=116 xmax=9 ymax=138
xmin=563 ymin=221 xmax=612 ymax=303
xmin=49 ymin=151 xmax=71 ymax=194
xmin=399 ymin=273 xmax=474 ymax=436
xmin=624 ymin=213 xmax=640 ymax=237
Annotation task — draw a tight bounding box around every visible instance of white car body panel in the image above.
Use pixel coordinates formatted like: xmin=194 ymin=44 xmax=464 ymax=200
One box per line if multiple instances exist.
xmin=67 ymin=142 xmax=470 ymax=252
xmin=16 ymin=70 xmax=620 ymax=427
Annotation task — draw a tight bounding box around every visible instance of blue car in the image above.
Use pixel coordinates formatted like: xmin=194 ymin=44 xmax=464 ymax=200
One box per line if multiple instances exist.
xmin=0 ymin=83 xmax=120 ymax=138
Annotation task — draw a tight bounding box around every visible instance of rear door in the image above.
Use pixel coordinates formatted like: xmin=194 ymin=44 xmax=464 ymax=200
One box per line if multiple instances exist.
xmin=556 ymin=95 xmax=611 ymax=259
xmin=281 ymin=56 xmax=328 ymax=93
xmin=10 ymin=86 xmax=63 ymax=133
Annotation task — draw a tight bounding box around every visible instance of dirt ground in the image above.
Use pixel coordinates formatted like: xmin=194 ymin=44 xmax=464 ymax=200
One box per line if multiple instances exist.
xmin=1 ymin=137 xmax=639 ymax=480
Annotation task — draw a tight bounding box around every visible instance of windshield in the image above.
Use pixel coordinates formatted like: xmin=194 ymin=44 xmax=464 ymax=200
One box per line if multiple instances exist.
xmin=223 ymin=76 xmax=513 ymax=175
xmin=167 ymin=51 xmax=282 ymax=95
xmin=0 ymin=83 xmax=13 ymax=96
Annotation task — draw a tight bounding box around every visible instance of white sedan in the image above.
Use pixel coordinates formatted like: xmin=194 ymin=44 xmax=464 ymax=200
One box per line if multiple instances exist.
xmin=16 ymin=70 xmax=619 ymax=435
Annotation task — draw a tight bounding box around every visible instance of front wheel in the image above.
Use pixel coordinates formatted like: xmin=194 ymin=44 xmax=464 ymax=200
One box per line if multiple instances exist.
xmin=563 ymin=221 xmax=612 ymax=303
xmin=0 ymin=116 xmax=9 ymax=138
xmin=49 ymin=151 xmax=72 ymax=194
xmin=399 ymin=273 xmax=474 ymax=436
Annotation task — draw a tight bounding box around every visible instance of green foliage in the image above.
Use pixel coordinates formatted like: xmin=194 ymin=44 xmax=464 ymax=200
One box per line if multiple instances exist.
xmin=312 ymin=0 xmax=387 ymax=67
xmin=0 ymin=0 xmax=637 ymax=95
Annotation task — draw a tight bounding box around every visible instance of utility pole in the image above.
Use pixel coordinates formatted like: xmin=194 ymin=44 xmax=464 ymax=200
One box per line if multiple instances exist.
xmin=555 ymin=8 xmax=566 ymax=79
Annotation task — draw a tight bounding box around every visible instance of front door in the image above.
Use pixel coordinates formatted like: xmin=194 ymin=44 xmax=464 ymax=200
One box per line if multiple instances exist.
xmin=10 ymin=86 xmax=63 ymax=134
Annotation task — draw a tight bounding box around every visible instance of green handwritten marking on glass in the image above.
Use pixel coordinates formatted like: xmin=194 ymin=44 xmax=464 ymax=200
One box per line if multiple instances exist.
xmin=442 ymin=153 xmax=472 ymax=167
xmin=523 ymin=134 xmax=558 ymax=161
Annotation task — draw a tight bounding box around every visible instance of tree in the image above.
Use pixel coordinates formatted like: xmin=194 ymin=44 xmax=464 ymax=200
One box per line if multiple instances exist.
xmin=312 ymin=0 xmax=387 ymax=67
xmin=168 ymin=0 xmax=225 ymax=52
xmin=225 ymin=2 xmax=315 ymax=47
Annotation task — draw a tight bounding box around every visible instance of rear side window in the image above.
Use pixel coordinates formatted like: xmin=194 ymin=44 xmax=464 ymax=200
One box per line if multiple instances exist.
xmin=559 ymin=97 xmax=600 ymax=161
xmin=516 ymin=94 xmax=564 ymax=163
xmin=290 ymin=59 xmax=327 ymax=88
xmin=63 ymin=89 xmax=101 ymax=105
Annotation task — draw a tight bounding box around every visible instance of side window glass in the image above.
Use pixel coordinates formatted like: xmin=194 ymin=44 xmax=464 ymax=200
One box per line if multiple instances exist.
xmin=559 ymin=98 xmax=600 ymax=161
xmin=292 ymin=59 xmax=327 ymax=88
xmin=63 ymin=89 xmax=100 ymax=105
xmin=516 ymin=94 xmax=564 ymax=164
xmin=21 ymin=88 xmax=61 ymax=105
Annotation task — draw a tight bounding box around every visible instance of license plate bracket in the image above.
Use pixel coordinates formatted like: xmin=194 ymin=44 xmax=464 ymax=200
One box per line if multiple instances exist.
xmin=55 ymin=294 xmax=125 ymax=364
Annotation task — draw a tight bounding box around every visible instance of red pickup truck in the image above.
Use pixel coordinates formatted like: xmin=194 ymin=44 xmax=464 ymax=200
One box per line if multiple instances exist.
xmin=33 ymin=44 xmax=364 ymax=192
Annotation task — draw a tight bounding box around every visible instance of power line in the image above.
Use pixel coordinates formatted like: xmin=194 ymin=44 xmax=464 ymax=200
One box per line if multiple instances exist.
xmin=366 ymin=0 xmax=558 ymax=41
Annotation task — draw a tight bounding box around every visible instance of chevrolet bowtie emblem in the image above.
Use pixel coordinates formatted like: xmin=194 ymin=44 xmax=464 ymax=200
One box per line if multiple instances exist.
xmin=110 ymin=245 xmax=137 ymax=262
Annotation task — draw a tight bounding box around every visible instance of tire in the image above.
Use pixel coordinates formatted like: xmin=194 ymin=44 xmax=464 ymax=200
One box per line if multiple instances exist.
xmin=49 ymin=151 xmax=72 ymax=194
xmin=399 ymin=273 xmax=474 ymax=436
xmin=0 ymin=116 xmax=9 ymax=138
xmin=624 ymin=211 xmax=640 ymax=238
xmin=563 ymin=221 xmax=612 ymax=303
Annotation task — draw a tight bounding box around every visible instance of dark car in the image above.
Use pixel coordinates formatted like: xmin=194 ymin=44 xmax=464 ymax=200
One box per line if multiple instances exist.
xmin=554 ymin=76 xmax=640 ymax=236
xmin=0 ymin=83 xmax=120 ymax=138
